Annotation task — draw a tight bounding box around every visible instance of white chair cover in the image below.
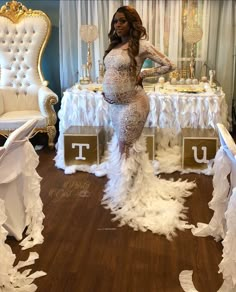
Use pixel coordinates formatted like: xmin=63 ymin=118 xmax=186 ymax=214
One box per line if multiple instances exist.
xmin=191 ymin=123 xmax=236 ymax=291
xmin=0 ymin=198 xmax=46 ymax=291
xmin=0 ymin=119 xmax=45 ymax=249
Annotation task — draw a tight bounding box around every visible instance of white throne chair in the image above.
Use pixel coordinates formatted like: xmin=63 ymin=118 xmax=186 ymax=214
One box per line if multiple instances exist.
xmin=0 ymin=0 xmax=58 ymax=148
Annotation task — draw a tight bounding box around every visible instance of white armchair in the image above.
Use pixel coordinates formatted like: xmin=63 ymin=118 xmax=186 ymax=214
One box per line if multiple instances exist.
xmin=0 ymin=0 xmax=58 ymax=148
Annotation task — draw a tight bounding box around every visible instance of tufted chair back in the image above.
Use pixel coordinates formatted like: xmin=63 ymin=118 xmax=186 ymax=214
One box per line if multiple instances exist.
xmin=0 ymin=0 xmax=58 ymax=148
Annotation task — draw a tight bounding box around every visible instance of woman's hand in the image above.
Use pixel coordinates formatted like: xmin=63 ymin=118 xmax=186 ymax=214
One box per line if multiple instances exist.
xmin=102 ymin=92 xmax=115 ymax=104
xmin=136 ymin=75 xmax=143 ymax=88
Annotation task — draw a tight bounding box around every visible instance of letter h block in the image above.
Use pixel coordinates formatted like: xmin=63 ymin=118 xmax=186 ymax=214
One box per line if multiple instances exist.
xmin=64 ymin=126 xmax=105 ymax=166
xmin=182 ymin=128 xmax=219 ymax=169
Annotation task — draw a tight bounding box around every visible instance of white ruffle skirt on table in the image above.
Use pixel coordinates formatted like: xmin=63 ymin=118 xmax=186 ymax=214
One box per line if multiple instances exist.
xmin=55 ymin=87 xmax=229 ymax=172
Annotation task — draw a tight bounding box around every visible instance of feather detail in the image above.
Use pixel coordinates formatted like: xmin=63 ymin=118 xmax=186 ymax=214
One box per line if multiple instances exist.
xmin=179 ymin=270 xmax=199 ymax=292
xmin=102 ymin=134 xmax=196 ymax=238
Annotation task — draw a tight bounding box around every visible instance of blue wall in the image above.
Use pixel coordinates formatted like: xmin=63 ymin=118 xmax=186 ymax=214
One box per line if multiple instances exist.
xmin=0 ymin=0 xmax=61 ymax=111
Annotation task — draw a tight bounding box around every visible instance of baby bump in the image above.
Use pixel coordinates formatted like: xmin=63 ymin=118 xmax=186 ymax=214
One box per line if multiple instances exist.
xmin=110 ymin=91 xmax=150 ymax=145
xmin=103 ymin=70 xmax=136 ymax=104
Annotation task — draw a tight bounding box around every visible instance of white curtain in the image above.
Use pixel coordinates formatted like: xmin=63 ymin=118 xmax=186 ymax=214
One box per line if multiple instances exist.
xmin=59 ymin=1 xmax=79 ymax=90
xmin=203 ymin=0 xmax=235 ymax=123
xmin=135 ymin=0 xmax=182 ymax=64
xmin=59 ymin=0 xmax=235 ymax=122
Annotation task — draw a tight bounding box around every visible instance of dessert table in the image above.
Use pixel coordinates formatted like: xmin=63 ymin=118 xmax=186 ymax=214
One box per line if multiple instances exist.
xmin=55 ymin=83 xmax=228 ymax=171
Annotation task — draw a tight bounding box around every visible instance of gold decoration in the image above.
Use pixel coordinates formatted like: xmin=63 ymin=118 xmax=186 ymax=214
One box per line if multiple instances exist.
xmin=64 ymin=126 xmax=105 ymax=166
xmin=80 ymin=25 xmax=98 ymax=43
xmin=169 ymin=70 xmax=180 ymax=80
xmin=0 ymin=0 xmax=50 ymax=24
xmin=169 ymin=69 xmax=188 ymax=80
xmin=47 ymin=125 xmax=57 ymax=150
xmin=183 ymin=22 xmax=203 ymax=79
xmin=183 ymin=23 xmax=203 ymax=44
xmin=143 ymin=128 xmax=156 ymax=161
xmin=182 ymin=128 xmax=218 ymax=169
xmin=97 ymin=60 xmax=105 ymax=84
xmin=0 ymin=0 xmax=28 ymax=22
xmin=80 ymin=25 xmax=98 ymax=83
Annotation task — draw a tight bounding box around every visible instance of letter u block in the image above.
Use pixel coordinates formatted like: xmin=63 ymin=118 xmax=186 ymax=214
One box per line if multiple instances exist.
xmin=64 ymin=126 xmax=105 ymax=166
xmin=182 ymin=128 xmax=218 ymax=169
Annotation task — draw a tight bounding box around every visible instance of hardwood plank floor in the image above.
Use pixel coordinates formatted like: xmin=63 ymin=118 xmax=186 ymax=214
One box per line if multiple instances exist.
xmin=6 ymin=147 xmax=223 ymax=292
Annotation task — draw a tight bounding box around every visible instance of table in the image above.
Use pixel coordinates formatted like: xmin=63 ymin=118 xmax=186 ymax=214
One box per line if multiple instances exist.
xmin=55 ymin=84 xmax=228 ymax=171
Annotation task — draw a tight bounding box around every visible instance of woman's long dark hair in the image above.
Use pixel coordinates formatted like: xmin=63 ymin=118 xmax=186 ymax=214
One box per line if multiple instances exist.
xmin=103 ymin=6 xmax=147 ymax=74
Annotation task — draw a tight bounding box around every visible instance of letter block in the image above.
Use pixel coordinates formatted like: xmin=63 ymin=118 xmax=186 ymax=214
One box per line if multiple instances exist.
xmin=143 ymin=127 xmax=156 ymax=160
xmin=64 ymin=126 xmax=105 ymax=166
xmin=182 ymin=128 xmax=219 ymax=169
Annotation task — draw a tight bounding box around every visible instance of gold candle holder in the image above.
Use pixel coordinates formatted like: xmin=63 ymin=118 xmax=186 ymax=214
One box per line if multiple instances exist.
xmin=80 ymin=25 xmax=98 ymax=84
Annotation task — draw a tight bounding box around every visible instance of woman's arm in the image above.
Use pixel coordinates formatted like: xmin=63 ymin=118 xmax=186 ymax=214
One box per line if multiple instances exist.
xmin=138 ymin=40 xmax=176 ymax=80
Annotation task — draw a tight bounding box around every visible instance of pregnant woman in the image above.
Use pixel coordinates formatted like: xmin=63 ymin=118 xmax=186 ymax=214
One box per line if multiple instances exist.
xmin=102 ymin=6 xmax=195 ymax=239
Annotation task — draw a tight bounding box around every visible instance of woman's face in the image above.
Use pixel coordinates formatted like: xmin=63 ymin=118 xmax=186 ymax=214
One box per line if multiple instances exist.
xmin=113 ymin=12 xmax=130 ymax=39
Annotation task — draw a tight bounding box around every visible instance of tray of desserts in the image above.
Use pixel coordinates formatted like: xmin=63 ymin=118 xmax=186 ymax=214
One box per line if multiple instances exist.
xmin=73 ymin=83 xmax=103 ymax=92
xmin=164 ymin=84 xmax=206 ymax=94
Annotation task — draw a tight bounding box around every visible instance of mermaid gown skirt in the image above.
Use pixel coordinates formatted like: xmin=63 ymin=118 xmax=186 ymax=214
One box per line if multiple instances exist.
xmin=102 ymin=134 xmax=195 ymax=239
xmin=102 ymin=88 xmax=195 ymax=239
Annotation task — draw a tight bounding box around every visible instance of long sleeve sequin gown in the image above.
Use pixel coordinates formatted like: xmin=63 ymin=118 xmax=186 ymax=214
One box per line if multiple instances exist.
xmin=103 ymin=40 xmax=175 ymax=146
xmin=102 ymin=40 xmax=195 ymax=238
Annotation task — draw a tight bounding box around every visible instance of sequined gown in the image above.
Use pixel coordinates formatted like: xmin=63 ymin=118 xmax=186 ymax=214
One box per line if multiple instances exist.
xmin=102 ymin=40 xmax=195 ymax=238
xmin=103 ymin=40 xmax=175 ymax=146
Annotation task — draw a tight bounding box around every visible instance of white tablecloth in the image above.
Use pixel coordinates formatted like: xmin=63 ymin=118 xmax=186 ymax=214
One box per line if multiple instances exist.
xmin=55 ymin=86 xmax=228 ymax=170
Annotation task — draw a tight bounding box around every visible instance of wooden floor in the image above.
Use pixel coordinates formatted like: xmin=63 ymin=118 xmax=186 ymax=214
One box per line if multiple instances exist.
xmin=6 ymin=147 xmax=223 ymax=292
